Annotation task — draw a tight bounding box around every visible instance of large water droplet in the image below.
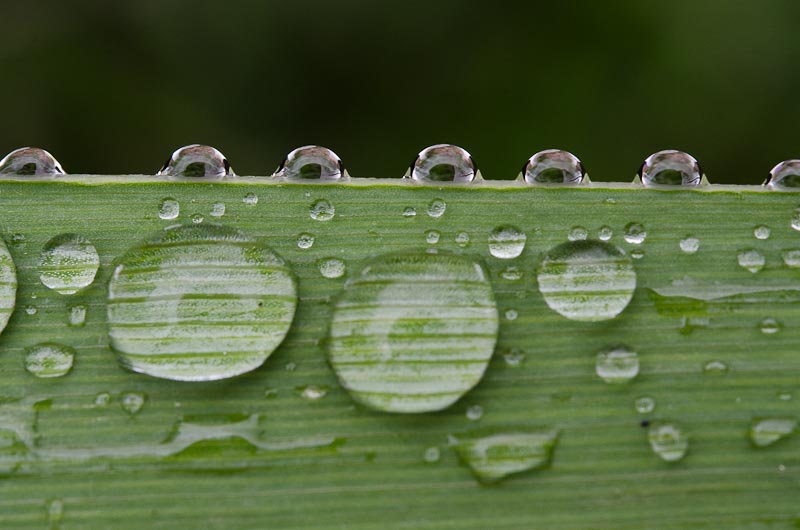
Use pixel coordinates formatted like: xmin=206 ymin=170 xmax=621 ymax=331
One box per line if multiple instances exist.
xmin=317 ymin=257 xmax=346 ymax=279
xmin=275 ymin=145 xmax=343 ymax=180
xmin=107 ymin=223 xmax=298 ymax=381
xmin=449 ymin=428 xmax=559 ymax=483
xmin=737 ymin=249 xmax=765 ymax=273
xmin=679 ymin=236 xmax=700 ymax=254
xmin=639 ymin=150 xmax=702 ymax=187
xmin=648 ymin=423 xmax=689 ymax=462
xmin=0 ymin=147 xmax=64 ymax=176
xmin=158 ymin=145 xmax=232 ymax=178
xmin=749 ymin=417 xmax=797 ymax=447
xmin=38 ymin=234 xmax=99 ymax=295
xmin=328 ymin=252 xmax=499 ymax=413
xmin=0 ymin=239 xmax=17 ymax=335
xmin=158 ymin=198 xmax=180 ymax=220
xmin=121 ymin=392 xmax=146 ymax=415
xmin=766 ymin=160 xmax=800 ymax=189
xmin=410 ymin=144 xmax=476 ymax=183
xmin=523 ymin=149 xmax=585 ymax=185
xmin=24 ymin=343 xmax=75 ymax=378
xmin=537 ymin=240 xmax=636 ymax=322
xmin=310 ymin=199 xmax=335 ymax=221
xmin=623 ymin=223 xmax=647 ymax=245
xmin=427 ymin=199 xmax=446 ymax=218
xmin=595 ymin=345 xmax=639 ymax=383
xmin=488 ymin=226 xmax=526 ymax=259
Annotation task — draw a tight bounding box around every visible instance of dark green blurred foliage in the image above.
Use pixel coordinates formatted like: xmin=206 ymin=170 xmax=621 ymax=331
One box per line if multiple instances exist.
xmin=1 ymin=1 xmax=799 ymax=182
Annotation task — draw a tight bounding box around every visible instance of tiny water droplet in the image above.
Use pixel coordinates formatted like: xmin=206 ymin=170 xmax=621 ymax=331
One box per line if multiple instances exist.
xmin=0 ymin=147 xmax=64 ymax=176
xmin=276 ymin=146 xmax=343 ymax=179
xmin=68 ymin=305 xmax=86 ymax=327
xmin=38 ymin=234 xmax=99 ymax=295
xmin=488 ymin=226 xmax=526 ymax=259
xmin=781 ymin=249 xmax=800 ymax=268
xmin=568 ymin=226 xmax=588 ymax=241
xmin=737 ymin=249 xmax=765 ymax=273
xmin=598 ymin=226 xmax=613 ymax=241
xmin=310 ymin=199 xmax=335 ymax=221
xmin=500 ymin=266 xmax=522 ymax=281
xmin=425 ymin=230 xmax=440 ymax=244
xmin=120 ymin=392 xmax=146 ymax=415
xmin=523 ymin=149 xmax=585 ymax=184
xmin=595 ymin=345 xmax=639 ymax=384
xmin=648 ymin=423 xmax=689 ymax=462
xmin=25 ymin=305 xmax=37 ymax=315
xmin=760 ymin=317 xmax=781 ymax=334
xmin=630 ymin=249 xmax=645 ymax=260
xmin=753 ymin=225 xmax=771 ymax=240
xmin=639 ymin=150 xmax=701 ymax=187
xmin=623 ymin=223 xmax=647 ymax=245
xmin=191 ymin=213 xmax=204 ymax=224
xmin=242 ymin=192 xmax=258 ymax=206
xmin=502 ymin=348 xmax=526 ymax=367
xmin=158 ymin=198 xmax=180 ymax=220
xmin=766 ymin=160 xmax=800 ymax=189
xmin=410 ymin=144 xmax=476 ymax=183
xmin=466 ymin=404 xmax=484 ymax=421
xmin=285 ymin=362 xmax=297 ymax=372
xmin=209 ymin=202 xmax=226 ymax=217
xmin=427 ymin=199 xmax=446 ymax=218
xmin=702 ymin=360 xmax=729 ymax=374
xmin=24 ymin=343 xmax=75 ymax=378
xmin=749 ymin=417 xmax=797 ymax=447
xmin=423 ymin=446 xmax=441 ymax=463
xmin=297 ymin=233 xmax=315 ymax=249
xmin=94 ymin=392 xmax=111 ymax=406
xmin=455 ymin=232 xmax=470 ymax=247
xmin=317 ymin=257 xmax=346 ymax=279
xmin=635 ymin=396 xmax=655 ymax=414
xmin=158 ymin=145 xmax=232 ymax=178
xmin=298 ymin=385 xmax=328 ymax=401
xmin=679 ymin=236 xmax=700 ymax=254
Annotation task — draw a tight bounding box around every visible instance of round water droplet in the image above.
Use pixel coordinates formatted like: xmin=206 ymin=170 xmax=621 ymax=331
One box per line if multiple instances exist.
xmin=209 ymin=202 xmax=226 ymax=217
xmin=276 ymin=145 xmax=343 ymax=180
xmin=523 ymin=149 xmax=585 ymax=185
xmin=781 ymin=249 xmax=800 ymax=267
xmin=737 ymin=249 xmax=765 ymax=273
xmin=568 ymin=226 xmax=588 ymax=241
xmin=766 ymin=160 xmax=800 ymax=189
xmin=455 ymin=232 xmax=470 ymax=247
xmin=623 ymin=223 xmax=647 ymax=245
xmin=537 ymin=240 xmax=636 ymax=322
xmin=702 ymin=360 xmax=729 ymax=374
xmin=425 ymin=230 xmax=440 ymax=244
xmin=466 ymin=404 xmax=484 ymax=421
xmin=635 ymin=396 xmax=655 ymax=414
xmin=0 ymin=239 xmax=17 ymax=335
xmin=595 ymin=345 xmax=639 ymax=383
xmin=297 ymin=233 xmax=315 ymax=249
xmin=500 ymin=266 xmax=522 ymax=281
xmin=427 ymin=199 xmax=446 ymax=218
xmin=402 ymin=207 xmax=417 ymax=218
xmin=410 ymin=144 xmax=476 ymax=183
xmin=753 ymin=225 xmax=770 ymax=240
xmin=423 ymin=446 xmax=441 ymax=463
xmin=317 ymin=257 xmax=346 ymax=279
xmin=749 ymin=417 xmax=797 ymax=447
xmin=760 ymin=317 xmax=781 ymax=335
xmin=107 ymin=223 xmax=298 ymax=382
xmin=158 ymin=145 xmax=232 ymax=179
xmin=24 ymin=343 xmax=75 ymax=378
xmin=328 ymin=252 xmax=499 ymax=413
xmin=309 ymin=199 xmax=335 ymax=221
xmin=158 ymin=198 xmax=180 ymax=220
xmin=94 ymin=392 xmax=111 ymax=406
xmin=648 ymin=423 xmax=689 ymax=462
xmin=639 ymin=150 xmax=702 ymax=187
xmin=488 ymin=226 xmax=526 ymax=259
xmin=38 ymin=234 xmax=99 ymax=295
xmin=191 ymin=213 xmax=204 ymax=224
xmin=679 ymin=236 xmax=700 ymax=254
xmin=242 ymin=192 xmax=258 ymax=206
xmin=598 ymin=226 xmax=613 ymax=241
xmin=298 ymin=385 xmax=328 ymax=401
xmin=502 ymin=348 xmax=526 ymax=367
xmin=68 ymin=305 xmax=87 ymax=327
xmin=121 ymin=392 xmax=146 ymax=415
xmin=24 ymin=305 xmax=37 ymax=316
xmin=504 ymin=308 xmax=518 ymax=321
xmin=0 ymin=147 xmax=64 ymax=176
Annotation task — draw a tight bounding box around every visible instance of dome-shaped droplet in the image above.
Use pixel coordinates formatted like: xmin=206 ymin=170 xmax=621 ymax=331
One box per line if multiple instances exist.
xmin=749 ymin=417 xmax=797 ymax=447
xmin=328 ymin=252 xmax=499 ymax=413
xmin=537 ymin=240 xmax=636 ymax=322
xmin=38 ymin=234 xmax=100 ymax=295
xmin=317 ymin=257 xmax=346 ymax=279
xmin=409 ymin=144 xmax=477 ymax=183
xmin=737 ymin=249 xmax=765 ymax=273
xmin=107 ymin=223 xmax=298 ymax=381
xmin=309 ymin=199 xmax=335 ymax=221
xmin=0 ymin=147 xmax=64 ymax=176
xmin=766 ymin=160 xmax=800 ymax=189
xmin=158 ymin=145 xmax=232 ymax=179
xmin=0 ymin=239 xmax=17 ymax=336
xmin=488 ymin=225 xmax=526 ymax=259
xmin=595 ymin=345 xmax=639 ymax=383
xmin=275 ymin=145 xmax=343 ymax=180
xmin=24 ymin=342 xmax=75 ymax=378
xmin=158 ymin=198 xmax=180 ymax=220
xmin=648 ymin=423 xmax=689 ymax=462
xmin=639 ymin=150 xmax=702 ymax=187
xmin=679 ymin=236 xmax=700 ymax=254
xmin=523 ymin=149 xmax=585 ymax=185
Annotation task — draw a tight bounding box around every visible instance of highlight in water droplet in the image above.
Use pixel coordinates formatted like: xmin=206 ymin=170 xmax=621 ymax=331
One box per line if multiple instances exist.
xmin=488 ymin=226 xmax=526 ymax=259
xmin=275 ymin=146 xmax=343 ymax=180
xmin=635 ymin=396 xmax=655 ymax=414
xmin=158 ymin=198 xmax=180 ymax=220
xmin=427 ymin=199 xmax=446 ymax=218
xmin=120 ymin=392 xmax=146 ymax=415
xmin=623 ymin=223 xmax=647 ymax=245
xmin=639 ymin=150 xmax=702 ymax=187
xmin=317 ymin=257 xmax=346 ymax=279
xmin=68 ymin=305 xmax=86 ymax=327
xmin=297 ymin=233 xmax=315 ymax=249
xmin=737 ymin=249 xmax=765 ymax=273
xmin=209 ymin=202 xmax=226 ymax=217
xmin=679 ymin=236 xmax=700 ymax=254
xmin=402 ymin=207 xmax=417 ymax=218
xmin=648 ymin=422 xmax=689 ymax=462
xmin=749 ymin=417 xmax=797 ymax=447
xmin=425 ymin=230 xmax=440 ymax=245
xmin=309 ymin=199 xmax=335 ymax=221
xmin=595 ymin=345 xmax=639 ymax=384
xmin=753 ymin=225 xmax=771 ymax=240
xmin=158 ymin=145 xmax=232 ymax=178
xmin=568 ymin=226 xmax=588 ymax=241
xmin=409 ymin=144 xmax=477 ymax=183
xmin=242 ymin=192 xmax=258 ymax=206
xmin=38 ymin=234 xmax=99 ymax=295
xmin=766 ymin=160 xmax=800 ymax=189
xmin=0 ymin=147 xmax=64 ymax=176
xmin=24 ymin=343 xmax=75 ymax=378
xmin=598 ymin=226 xmax=613 ymax=241
xmin=523 ymin=149 xmax=585 ymax=185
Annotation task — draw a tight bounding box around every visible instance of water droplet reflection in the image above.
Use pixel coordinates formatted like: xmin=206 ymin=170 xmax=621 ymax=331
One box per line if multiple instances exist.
xmin=639 ymin=150 xmax=702 ymax=187
xmin=523 ymin=149 xmax=585 ymax=185
xmin=410 ymin=144 xmax=476 ymax=183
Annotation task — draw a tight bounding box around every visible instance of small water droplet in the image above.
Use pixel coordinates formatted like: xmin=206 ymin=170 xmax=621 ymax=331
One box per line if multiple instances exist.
xmin=595 ymin=345 xmax=639 ymax=384
xmin=410 ymin=144 xmax=476 ymax=182
xmin=47 ymin=498 xmax=64 ymax=528
xmin=94 ymin=392 xmax=111 ymax=406
xmin=24 ymin=305 xmax=37 ymax=315
xmin=242 ymin=192 xmax=258 ymax=206
xmin=753 ymin=225 xmax=771 ymax=240
xmin=777 ymin=391 xmax=792 ymax=401
xmin=630 ymin=249 xmax=645 ymax=260
xmin=488 ymin=226 xmax=526 ymax=259
xmin=9 ymin=233 xmax=25 ymax=247
xmin=635 ymin=396 xmax=655 ymax=414
xmin=120 ymin=392 xmax=146 ymax=415
xmin=466 ymin=404 xmax=484 ymax=421
xmin=702 ymin=360 xmax=729 ymax=374
xmin=568 ymin=226 xmax=588 ymax=241
xmin=158 ymin=145 xmax=232 ymax=178
xmin=297 ymin=233 xmax=315 ymax=249
xmin=500 ymin=266 xmax=522 ymax=281
xmin=598 ymin=226 xmax=613 ymax=241
xmin=191 ymin=213 xmax=204 ymax=224
xmin=623 ymin=223 xmax=647 ymax=245
xmin=759 ymin=317 xmax=781 ymax=334
xmin=502 ymin=348 xmax=526 ymax=367
xmin=648 ymin=423 xmax=689 ymax=462
xmin=285 ymin=362 xmax=297 ymax=372
xmin=298 ymin=385 xmax=328 ymax=401
xmin=523 ymin=149 xmax=585 ymax=184
xmin=310 ymin=199 xmax=335 ymax=221
xmin=504 ymin=308 xmax=518 ymax=321
xmin=455 ymin=232 xmax=470 ymax=247
xmin=749 ymin=417 xmax=797 ymax=447
xmin=402 ymin=207 xmax=417 ymax=218
xmin=209 ymin=202 xmax=226 ymax=217
xmin=0 ymin=147 xmax=64 ymax=176
xmin=781 ymin=249 xmax=800 ymax=267
xmin=423 ymin=446 xmax=441 ymax=463
xmin=427 ymin=199 xmax=446 ymax=218
xmin=68 ymin=305 xmax=86 ymax=327
xmin=158 ymin=198 xmax=180 ymax=220
xmin=264 ymin=388 xmax=278 ymax=399
xmin=679 ymin=236 xmax=700 ymax=254
xmin=276 ymin=146 xmax=343 ymax=179
xmin=317 ymin=257 xmax=346 ymax=279
xmin=766 ymin=160 xmax=800 ymax=189
xmin=24 ymin=343 xmax=75 ymax=378
xmin=425 ymin=230 xmax=440 ymax=244
xmin=38 ymin=234 xmax=99 ymax=295
xmin=639 ymin=150 xmax=701 ymax=187
xmin=737 ymin=249 xmax=765 ymax=273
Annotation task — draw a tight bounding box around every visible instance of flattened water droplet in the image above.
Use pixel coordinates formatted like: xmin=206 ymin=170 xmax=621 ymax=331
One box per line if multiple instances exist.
xmin=38 ymin=234 xmax=99 ymax=295
xmin=297 ymin=233 xmax=315 ymax=249
xmin=24 ymin=343 xmax=75 ymax=378
xmin=537 ymin=240 xmax=636 ymax=322
xmin=310 ymin=199 xmax=335 ymax=221
xmin=781 ymin=249 xmax=800 ymax=267
xmin=635 ymin=396 xmax=655 ymax=414
xmin=423 ymin=446 xmax=441 ymax=463
xmin=523 ymin=149 xmax=585 ymax=185
xmin=766 ymin=160 xmax=800 ymax=189
xmin=455 ymin=232 xmax=470 ymax=247
xmin=488 ymin=226 xmax=526 ymax=259
xmin=410 ymin=144 xmax=476 ymax=183
xmin=0 ymin=147 xmax=64 ymax=176
xmin=276 ymin=146 xmax=343 ymax=180
xmin=402 ymin=207 xmax=417 ymax=218
xmin=317 ymin=257 xmax=345 ymax=279
xmin=760 ymin=317 xmax=781 ymax=334
xmin=107 ymin=223 xmax=298 ymax=381
xmin=120 ymin=392 xmax=146 ymax=415
xmin=598 ymin=226 xmax=613 ymax=241
xmin=749 ymin=417 xmax=797 ymax=447
xmin=298 ymin=385 xmax=328 ymax=401
xmin=648 ymin=423 xmax=689 ymax=462
xmin=595 ymin=345 xmax=639 ymax=383
xmin=328 ymin=252 xmax=499 ymax=413
xmin=623 ymin=223 xmax=647 ymax=245
xmin=242 ymin=192 xmax=258 ymax=206
xmin=427 ymin=199 xmax=446 ymax=218
xmin=679 ymin=236 xmax=700 ymax=254
xmin=466 ymin=404 xmax=484 ymax=421
xmin=158 ymin=145 xmax=232 ymax=179
xmin=0 ymin=239 xmax=17 ymax=334
xmin=425 ymin=230 xmax=440 ymax=245
xmin=753 ymin=225 xmax=771 ymax=240
xmin=737 ymin=249 xmax=765 ymax=273
xmin=209 ymin=202 xmax=226 ymax=218
xmin=568 ymin=226 xmax=588 ymax=241
xmin=158 ymin=198 xmax=180 ymax=220
xmin=639 ymin=150 xmax=702 ymax=187
xmin=703 ymin=360 xmax=729 ymax=374
xmin=450 ymin=428 xmax=559 ymax=483
xmin=68 ymin=305 xmax=86 ymax=327
xmin=500 ymin=266 xmax=522 ymax=281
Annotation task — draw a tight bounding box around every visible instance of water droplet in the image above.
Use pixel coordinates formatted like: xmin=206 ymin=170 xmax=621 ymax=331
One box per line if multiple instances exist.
xmin=502 ymin=348 xmax=525 ymax=367
xmin=749 ymin=417 xmax=797 ymax=447
xmin=423 ymin=446 xmax=441 ymax=463
xmin=38 ymin=234 xmax=99 ymax=295
xmin=24 ymin=305 xmax=37 ymax=315
xmin=410 ymin=144 xmax=476 ymax=182
xmin=466 ymin=405 xmax=484 ymax=421
xmin=24 ymin=343 xmax=75 ymax=378
xmin=737 ymin=249 xmax=765 ymax=273
xmin=427 ymin=199 xmax=446 ymax=218
xmin=328 ymin=252 xmax=499 ymax=413
xmin=703 ymin=360 xmax=729 ymax=374
xmin=766 ymin=160 xmax=800 ymax=189
xmin=791 ymin=209 xmax=800 ymax=231
xmin=297 ymin=233 xmax=315 ymax=249
xmin=402 ymin=207 xmax=417 ymax=218
xmin=598 ymin=226 xmax=613 ymax=241
xmin=94 ymin=392 xmax=111 ymax=406
xmin=276 ymin=146 xmax=343 ymax=179
xmin=537 ymin=240 xmax=636 ymax=322
xmin=158 ymin=198 xmax=180 ymax=220
xmin=679 ymin=236 xmax=700 ymax=254
xmin=760 ymin=317 xmax=781 ymax=334
xmin=68 ymin=305 xmax=86 ymax=327
xmin=635 ymin=396 xmax=655 ymax=414
xmin=209 ymin=202 xmax=226 ymax=217
xmin=0 ymin=239 xmax=17 ymax=334
xmin=500 ymin=266 xmax=522 ymax=281
xmin=264 ymin=388 xmax=278 ymax=399
xmin=449 ymin=428 xmax=559 ymax=482
xmin=285 ymin=362 xmax=297 ymax=372
xmin=317 ymin=257 xmax=346 ymax=279
xmin=523 ymin=149 xmax=585 ymax=184
xmin=648 ymin=423 xmax=689 ymax=462
xmin=639 ymin=150 xmax=702 ymax=187
xmin=488 ymin=225 xmax=526 ymax=259
xmin=309 ymin=199 xmax=335 ymax=221
xmin=455 ymin=232 xmax=470 ymax=247
xmin=120 ymin=392 xmax=146 ymax=415
xmin=623 ymin=223 xmax=647 ymax=245
xmin=568 ymin=226 xmax=588 ymax=241
xmin=242 ymin=192 xmax=258 ymax=206
xmin=191 ymin=213 xmax=204 ymax=224
xmin=753 ymin=225 xmax=771 ymax=240
xmin=0 ymin=147 xmax=64 ymax=176
xmin=9 ymin=233 xmax=25 ymax=247
xmin=504 ymin=308 xmax=518 ymax=321
xmin=298 ymin=385 xmax=328 ymax=401
xmin=107 ymin=223 xmax=298 ymax=381
xmin=595 ymin=345 xmax=639 ymax=383
xmin=47 ymin=498 xmax=64 ymax=528
xmin=777 ymin=391 xmax=792 ymax=401
xmin=158 ymin=145 xmax=232 ymax=178
xmin=630 ymin=249 xmax=644 ymax=259
xmin=781 ymin=249 xmax=800 ymax=268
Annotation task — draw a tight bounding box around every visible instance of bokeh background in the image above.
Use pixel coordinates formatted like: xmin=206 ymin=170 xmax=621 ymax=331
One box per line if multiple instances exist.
xmin=1 ymin=1 xmax=799 ymax=183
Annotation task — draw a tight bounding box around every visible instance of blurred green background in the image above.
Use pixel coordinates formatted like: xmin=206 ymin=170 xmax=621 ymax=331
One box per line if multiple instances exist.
xmin=1 ymin=1 xmax=798 ymax=182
